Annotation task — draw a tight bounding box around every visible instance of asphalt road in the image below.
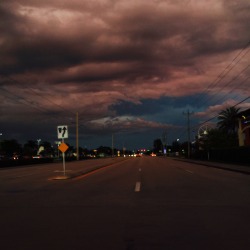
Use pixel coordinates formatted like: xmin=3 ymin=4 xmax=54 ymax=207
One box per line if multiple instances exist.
xmin=1 ymin=157 xmax=250 ymax=250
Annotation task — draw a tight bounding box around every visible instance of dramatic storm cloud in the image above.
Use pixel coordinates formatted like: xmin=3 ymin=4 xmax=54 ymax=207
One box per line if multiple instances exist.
xmin=0 ymin=0 xmax=249 ymax=149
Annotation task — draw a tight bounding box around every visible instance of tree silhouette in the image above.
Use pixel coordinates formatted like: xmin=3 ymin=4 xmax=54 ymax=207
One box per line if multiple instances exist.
xmin=217 ymin=107 xmax=240 ymax=134
xmin=0 ymin=139 xmax=22 ymax=155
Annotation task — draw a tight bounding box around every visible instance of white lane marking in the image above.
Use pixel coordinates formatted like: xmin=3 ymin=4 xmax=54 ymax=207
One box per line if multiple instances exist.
xmin=11 ymin=173 xmax=37 ymax=178
xmin=184 ymin=169 xmax=193 ymax=174
xmin=176 ymin=167 xmax=193 ymax=174
xmin=54 ymin=170 xmax=72 ymax=172
xmin=135 ymin=182 xmax=141 ymax=192
xmin=139 ymin=168 xmax=141 ymax=172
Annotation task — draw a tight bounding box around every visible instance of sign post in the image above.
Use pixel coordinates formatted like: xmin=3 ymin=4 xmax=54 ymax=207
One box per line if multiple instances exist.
xmin=57 ymin=126 xmax=69 ymax=176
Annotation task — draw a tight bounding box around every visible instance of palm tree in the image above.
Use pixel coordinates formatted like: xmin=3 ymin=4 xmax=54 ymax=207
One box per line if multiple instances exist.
xmin=217 ymin=107 xmax=240 ymax=134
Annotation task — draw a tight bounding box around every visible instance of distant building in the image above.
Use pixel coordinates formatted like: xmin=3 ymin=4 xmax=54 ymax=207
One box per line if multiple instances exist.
xmin=237 ymin=108 xmax=250 ymax=146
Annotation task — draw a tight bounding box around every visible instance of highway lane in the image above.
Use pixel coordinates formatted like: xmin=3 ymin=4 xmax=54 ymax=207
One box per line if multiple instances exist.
xmin=1 ymin=157 xmax=250 ymax=250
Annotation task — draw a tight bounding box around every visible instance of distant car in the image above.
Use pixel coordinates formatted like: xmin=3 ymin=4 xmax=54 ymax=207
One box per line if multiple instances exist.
xmin=151 ymin=153 xmax=156 ymax=157
xmin=32 ymin=155 xmax=43 ymax=159
xmin=12 ymin=154 xmax=21 ymax=160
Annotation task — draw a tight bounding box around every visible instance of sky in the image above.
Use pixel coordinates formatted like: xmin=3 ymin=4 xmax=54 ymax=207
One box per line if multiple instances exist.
xmin=0 ymin=0 xmax=250 ymax=150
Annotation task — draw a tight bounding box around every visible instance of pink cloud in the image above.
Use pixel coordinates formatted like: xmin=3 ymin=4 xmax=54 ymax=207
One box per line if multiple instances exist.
xmin=0 ymin=0 xmax=249 ymax=146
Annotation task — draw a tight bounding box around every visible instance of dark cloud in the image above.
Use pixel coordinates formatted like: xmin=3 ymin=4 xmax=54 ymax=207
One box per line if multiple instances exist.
xmin=0 ymin=0 xmax=249 ymax=149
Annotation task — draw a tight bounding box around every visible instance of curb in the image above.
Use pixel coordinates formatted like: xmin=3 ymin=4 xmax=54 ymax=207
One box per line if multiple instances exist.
xmin=49 ymin=158 xmax=130 ymax=180
xmin=174 ymin=158 xmax=250 ymax=175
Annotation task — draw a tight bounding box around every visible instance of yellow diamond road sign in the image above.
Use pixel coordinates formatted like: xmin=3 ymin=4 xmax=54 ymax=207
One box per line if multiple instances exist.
xmin=58 ymin=142 xmax=69 ymax=153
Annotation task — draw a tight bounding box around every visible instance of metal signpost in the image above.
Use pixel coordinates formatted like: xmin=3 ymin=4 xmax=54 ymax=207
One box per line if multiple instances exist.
xmin=57 ymin=125 xmax=69 ymax=176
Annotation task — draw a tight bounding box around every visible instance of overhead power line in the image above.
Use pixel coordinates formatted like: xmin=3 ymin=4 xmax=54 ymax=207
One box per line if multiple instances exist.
xmin=190 ymin=40 xmax=250 ymax=108
xmin=203 ymin=65 xmax=250 ymax=108
xmin=0 ymin=86 xmax=53 ymax=115
xmin=2 ymin=76 xmax=76 ymax=117
xmin=192 ymin=96 xmax=250 ymax=130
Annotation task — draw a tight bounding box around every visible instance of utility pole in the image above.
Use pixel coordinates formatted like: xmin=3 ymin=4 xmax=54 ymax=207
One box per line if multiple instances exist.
xmin=76 ymin=112 xmax=79 ymax=160
xmin=111 ymin=133 xmax=114 ymax=157
xmin=183 ymin=109 xmax=193 ymax=158
xmin=162 ymin=131 xmax=167 ymax=156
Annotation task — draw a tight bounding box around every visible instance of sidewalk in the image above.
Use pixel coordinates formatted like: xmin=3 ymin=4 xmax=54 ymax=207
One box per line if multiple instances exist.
xmin=175 ymin=158 xmax=250 ymax=175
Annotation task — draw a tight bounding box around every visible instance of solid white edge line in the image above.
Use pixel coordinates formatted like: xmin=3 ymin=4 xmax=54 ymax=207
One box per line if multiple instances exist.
xmin=135 ymin=181 xmax=141 ymax=192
